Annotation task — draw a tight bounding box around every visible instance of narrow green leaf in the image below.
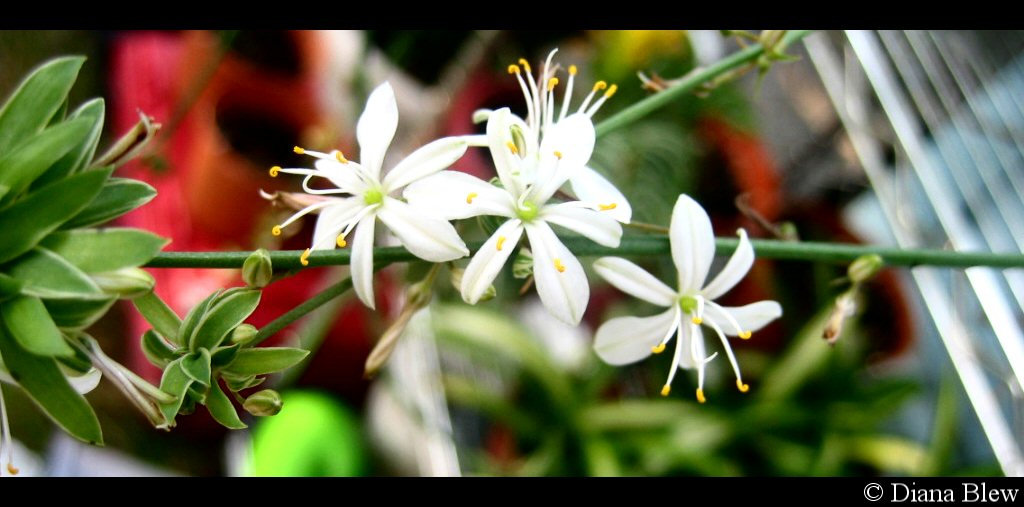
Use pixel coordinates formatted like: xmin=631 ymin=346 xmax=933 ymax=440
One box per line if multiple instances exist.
xmin=43 ymin=295 xmax=116 ymax=330
xmin=206 ymin=381 xmax=247 ymax=430
xmin=41 ymin=228 xmax=168 ymax=273
xmin=190 ymin=289 xmax=261 ymax=351
xmin=211 ymin=343 xmax=240 ymax=368
xmin=141 ymin=329 xmax=177 ymax=369
xmin=157 ymin=357 xmax=193 ymax=427
xmin=61 ymin=177 xmax=156 ymax=230
xmin=0 ymin=56 xmax=85 ymax=157
xmin=0 ymin=295 xmax=74 ymax=356
xmin=0 ymin=117 xmax=93 ymax=203
xmin=181 ymin=348 xmax=212 ymax=386
xmin=0 ymin=322 xmax=103 ymax=444
xmin=132 ymin=291 xmax=181 ymax=344
xmin=187 ymin=383 xmax=209 ymax=405
xmin=5 ymin=247 xmax=102 ymax=299
xmin=0 ymin=272 xmax=24 ymax=301
xmin=223 ymin=374 xmax=264 ymax=392
xmin=0 ymin=167 xmax=111 ymax=263
xmin=223 ymin=347 xmax=309 ymax=377
xmin=179 ymin=290 xmax=221 ymax=350
xmin=35 ymin=98 xmax=106 ymax=187
xmin=48 ymin=98 xmax=69 ymax=126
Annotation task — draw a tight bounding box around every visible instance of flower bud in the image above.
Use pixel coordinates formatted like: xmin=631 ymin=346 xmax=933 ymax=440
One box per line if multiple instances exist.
xmin=243 ymin=389 xmax=283 ymax=417
xmin=512 ymin=248 xmax=534 ymax=280
xmin=91 ymin=268 xmax=155 ymax=299
xmin=242 ymin=248 xmax=273 ymax=288
xmin=848 ymin=254 xmax=883 ymax=284
xmin=230 ymin=324 xmax=259 ymax=345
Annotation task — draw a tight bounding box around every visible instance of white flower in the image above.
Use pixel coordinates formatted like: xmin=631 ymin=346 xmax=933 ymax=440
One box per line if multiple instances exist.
xmin=405 ymin=51 xmax=629 ymax=326
xmin=268 ymin=82 xmax=470 ymax=308
xmin=592 ymin=194 xmax=782 ymax=403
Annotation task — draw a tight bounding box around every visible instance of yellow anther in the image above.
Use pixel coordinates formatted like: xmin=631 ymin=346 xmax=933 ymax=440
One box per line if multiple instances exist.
xmin=508 ymin=64 xmax=520 ymax=74
xmin=496 ymin=236 xmax=507 ymax=251
xmin=593 ymin=80 xmax=608 ymax=92
xmin=293 ymin=146 xmax=305 ymax=155
xmin=605 ymin=84 xmax=618 ymax=98
xmin=334 ymin=151 xmax=348 ymax=164
xmin=553 ymin=151 xmax=563 ymax=159
xmin=336 ymin=236 xmax=347 ymax=248
xmin=692 ymin=317 xmax=703 ymax=325
xmin=6 ymin=463 xmax=18 ymax=475
xmin=651 ymin=343 xmax=666 ymax=354
xmin=269 ymin=166 xmax=281 ymax=177
xmin=737 ymin=380 xmax=750 ymax=393
xmin=660 ymin=385 xmax=671 ymax=396
xmin=518 ymin=58 xmax=531 ymax=73
xmin=598 ymin=203 xmax=617 ymax=211
xmin=466 ymin=192 xmax=478 ymax=204
xmin=554 ymin=258 xmax=566 ymax=273
xmin=696 ymin=388 xmax=706 ymax=404
xmin=506 ymin=141 xmax=519 ymax=154
xmin=547 ymin=77 xmax=559 ymax=91
xmin=300 ymin=248 xmax=311 ymax=267
xmin=271 ymin=225 xmax=283 ymax=237
xmin=739 ymin=331 xmax=752 ymax=340
xmin=569 ymin=64 xmax=578 ymax=75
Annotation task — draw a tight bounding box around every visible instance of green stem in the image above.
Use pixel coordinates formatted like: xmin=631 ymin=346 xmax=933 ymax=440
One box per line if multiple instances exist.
xmin=594 ymin=29 xmax=814 ymax=137
xmin=250 ymin=275 xmax=356 ymax=347
xmin=147 ymin=236 xmax=1024 ymax=270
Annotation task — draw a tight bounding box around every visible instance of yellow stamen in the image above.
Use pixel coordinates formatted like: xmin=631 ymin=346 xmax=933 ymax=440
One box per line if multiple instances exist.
xmin=696 ymin=388 xmax=706 ymax=404
xmin=593 ymin=81 xmax=608 ymax=92
xmin=508 ymin=64 xmax=520 ymax=74
xmin=605 ymin=84 xmax=618 ymax=98
xmin=547 ymin=77 xmax=559 ymax=91
xmin=496 ymin=236 xmax=506 ymax=251
xmin=334 ymin=151 xmax=348 ymax=164
xmin=692 ymin=317 xmax=703 ymax=325
xmin=569 ymin=64 xmax=578 ymax=75
xmin=269 ymin=166 xmax=281 ymax=177
xmin=506 ymin=141 xmax=519 ymax=154
xmin=300 ymin=248 xmax=311 ymax=267
xmin=737 ymin=380 xmax=750 ymax=393
xmin=6 ymin=463 xmax=18 ymax=475
xmin=336 ymin=236 xmax=347 ymax=248
xmin=553 ymin=151 xmax=563 ymax=159
xmin=651 ymin=343 xmax=666 ymax=354
xmin=293 ymin=146 xmax=305 ymax=155
xmin=660 ymin=385 xmax=671 ymax=396
xmin=598 ymin=203 xmax=617 ymax=211
xmin=518 ymin=58 xmax=531 ymax=74
xmin=271 ymin=225 xmax=283 ymax=236
xmin=554 ymin=258 xmax=566 ymax=273
xmin=739 ymin=331 xmax=752 ymax=340
xmin=466 ymin=192 xmax=478 ymax=204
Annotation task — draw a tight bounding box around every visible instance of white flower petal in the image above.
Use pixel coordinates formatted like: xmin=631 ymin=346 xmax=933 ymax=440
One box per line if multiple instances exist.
xmin=382 ymin=137 xmax=469 ymax=192
xmin=568 ymin=165 xmax=632 ymax=223
xmin=593 ymin=308 xmax=677 ymax=365
xmin=485 ymin=108 xmax=527 ymax=196
xmin=669 ymin=194 xmax=716 ymax=294
xmin=524 ymin=221 xmax=589 ymax=325
xmin=530 ymin=114 xmax=596 ymax=204
xmin=592 ymin=257 xmax=676 ymax=307
xmin=311 ymin=197 xmax=366 ymax=251
xmin=704 ymin=300 xmax=782 ymax=336
xmin=313 ymin=159 xmax=370 ymax=193
xmin=702 ymin=228 xmax=754 ymax=300
xmin=677 ymin=321 xmax=706 ymax=370
xmin=66 ymin=368 xmax=102 ymax=394
xmin=461 ymin=219 xmax=524 ymax=304
xmin=541 ymin=203 xmax=622 ymax=248
xmin=350 ymin=214 xmax=378 ymax=309
xmin=404 ymin=171 xmax=516 ymax=220
xmin=356 ymin=82 xmax=398 ymax=179
xmin=377 ymin=197 xmax=468 ymax=262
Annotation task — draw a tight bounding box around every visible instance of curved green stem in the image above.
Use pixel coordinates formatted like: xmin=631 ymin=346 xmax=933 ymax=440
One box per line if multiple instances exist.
xmin=251 ymin=275 xmax=357 ymax=347
xmin=594 ymin=29 xmax=814 ymax=138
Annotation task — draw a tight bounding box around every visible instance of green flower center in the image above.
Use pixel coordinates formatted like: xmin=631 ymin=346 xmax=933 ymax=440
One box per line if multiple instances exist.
xmin=515 ymin=201 xmax=539 ymax=222
xmin=364 ymin=189 xmax=384 ymax=206
xmin=678 ymin=295 xmax=699 ymax=314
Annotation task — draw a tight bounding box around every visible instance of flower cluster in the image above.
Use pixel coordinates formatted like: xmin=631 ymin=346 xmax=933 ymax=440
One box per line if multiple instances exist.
xmin=267 ymin=49 xmax=782 ymax=402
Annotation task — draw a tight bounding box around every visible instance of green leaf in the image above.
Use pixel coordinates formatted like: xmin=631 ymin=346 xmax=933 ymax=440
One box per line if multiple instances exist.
xmin=0 ymin=322 xmax=103 ymax=444
xmin=223 ymin=347 xmax=309 ymax=377
xmin=0 ymin=56 xmax=85 ymax=157
xmin=157 ymin=357 xmax=193 ymax=427
xmin=0 ymin=117 xmax=93 ymax=204
xmin=206 ymin=381 xmax=247 ymax=430
xmin=41 ymin=228 xmax=168 ymax=273
xmin=211 ymin=343 xmax=240 ymax=368
xmin=141 ymin=329 xmax=177 ymax=369
xmin=0 ymin=166 xmax=111 ymax=264
xmin=223 ymin=374 xmax=264 ymax=392
xmin=0 ymin=295 xmax=74 ymax=356
xmin=190 ymin=289 xmax=261 ymax=351
xmin=61 ymin=177 xmax=156 ymax=230
xmin=35 ymin=98 xmax=106 ymax=188
xmin=178 ymin=290 xmax=221 ymax=350
xmin=132 ymin=291 xmax=181 ymax=344
xmin=5 ymin=247 xmax=102 ymax=299
xmin=43 ymin=295 xmax=116 ymax=330
xmin=0 ymin=272 xmax=24 ymax=301
xmin=187 ymin=383 xmax=208 ymax=405
xmin=181 ymin=348 xmax=212 ymax=386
